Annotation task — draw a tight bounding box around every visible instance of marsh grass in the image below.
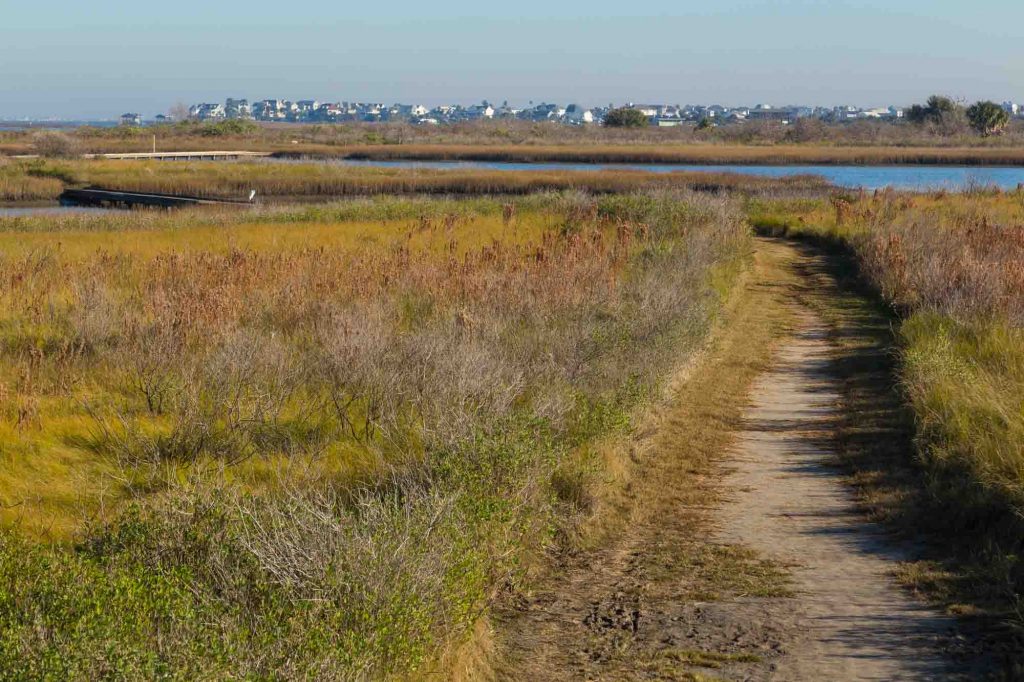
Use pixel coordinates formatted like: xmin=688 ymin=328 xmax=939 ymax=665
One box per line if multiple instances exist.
xmin=0 ymin=160 xmax=65 ymax=201
xmin=7 ymin=117 xmax=1024 ymax=157
xmin=0 ymin=190 xmax=750 ymax=678
xmin=0 ymin=158 xmax=831 ymax=204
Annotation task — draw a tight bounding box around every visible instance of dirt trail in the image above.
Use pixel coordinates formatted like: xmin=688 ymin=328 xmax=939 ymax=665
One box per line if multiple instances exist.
xmin=491 ymin=239 xmax=962 ymax=681
xmin=715 ymin=309 xmax=955 ymax=680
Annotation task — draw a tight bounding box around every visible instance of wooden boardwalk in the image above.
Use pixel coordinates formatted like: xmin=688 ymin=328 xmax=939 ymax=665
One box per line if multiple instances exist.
xmin=97 ymin=151 xmax=271 ymax=161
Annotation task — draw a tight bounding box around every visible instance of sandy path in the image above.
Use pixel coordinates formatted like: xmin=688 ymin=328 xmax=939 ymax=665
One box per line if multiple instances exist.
xmin=491 ymin=241 xmax=963 ymax=681
xmin=716 ymin=310 xmax=955 ymax=680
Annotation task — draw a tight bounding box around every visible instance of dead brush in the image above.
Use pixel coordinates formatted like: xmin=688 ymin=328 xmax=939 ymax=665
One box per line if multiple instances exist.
xmin=416 ymin=214 xmax=435 ymax=232
xmin=831 ymin=196 xmax=853 ymax=227
xmin=502 ymin=202 xmax=516 ymax=226
xmin=860 ymin=209 xmax=1024 ymax=324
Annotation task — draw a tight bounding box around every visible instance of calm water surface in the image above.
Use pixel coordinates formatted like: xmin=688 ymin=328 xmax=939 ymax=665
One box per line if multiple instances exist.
xmin=0 ymin=206 xmax=115 ymax=217
xmin=334 ymin=159 xmax=1024 ymax=191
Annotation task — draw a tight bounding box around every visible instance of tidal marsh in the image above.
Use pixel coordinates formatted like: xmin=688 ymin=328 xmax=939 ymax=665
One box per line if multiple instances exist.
xmin=0 ymin=157 xmax=831 ymax=204
xmin=0 ymin=191 xmax=749 ymax=678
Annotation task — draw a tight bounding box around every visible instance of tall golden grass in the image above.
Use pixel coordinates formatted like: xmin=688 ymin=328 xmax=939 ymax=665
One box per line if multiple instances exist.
xmin=0 ymin=191 xmax=751 ymax=678
xmin=0 ymin=160 xmax=65 ymax=201
xmin=0 ymin=159 xmax=831 ymax=203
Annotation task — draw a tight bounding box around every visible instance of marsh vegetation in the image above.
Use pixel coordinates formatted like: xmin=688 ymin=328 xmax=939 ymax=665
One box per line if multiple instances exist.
xmin=0 ymin=191 xmax=749 ymax=678
xmin=0 ymin=157 xmax=830 ymax=203
xmin=5 ymin=116 xmax=1024 ymax=161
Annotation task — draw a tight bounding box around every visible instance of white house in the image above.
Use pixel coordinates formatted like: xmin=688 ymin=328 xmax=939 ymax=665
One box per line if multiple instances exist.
xmin=628 ymin=103 xmax=660 ymax=117
xmin=189 ymin=103 xmax=226 ymax=120
xmin=466 ymin=103 xmax=495 ymax=119
xmin=563 ymin=104 xmax=594 ymax=124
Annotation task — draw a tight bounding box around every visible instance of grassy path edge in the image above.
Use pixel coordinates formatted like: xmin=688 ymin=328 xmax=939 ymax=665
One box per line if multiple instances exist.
xmin=470 ymin=238 xmax=799 ymax=680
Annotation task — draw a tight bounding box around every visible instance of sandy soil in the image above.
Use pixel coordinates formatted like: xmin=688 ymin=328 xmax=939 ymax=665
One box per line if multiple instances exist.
xmin=714 ymin=310 xmax=957 ymax=680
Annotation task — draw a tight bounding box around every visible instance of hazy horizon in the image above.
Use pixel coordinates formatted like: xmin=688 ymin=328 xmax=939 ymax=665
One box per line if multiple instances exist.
xmin=2 ymin=0 xmax=1022 ymax=119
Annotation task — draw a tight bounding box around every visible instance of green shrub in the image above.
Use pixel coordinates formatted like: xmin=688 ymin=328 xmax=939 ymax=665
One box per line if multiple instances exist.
xmin=602 ymin=108 xmax=650 ymax=128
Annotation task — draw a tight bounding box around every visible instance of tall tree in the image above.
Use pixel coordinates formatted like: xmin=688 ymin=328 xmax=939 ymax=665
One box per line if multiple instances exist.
xmin=966 ymin=101 xmax=1010 ymax=136
xmin=906 ymin=95 xmax=961 ymax=125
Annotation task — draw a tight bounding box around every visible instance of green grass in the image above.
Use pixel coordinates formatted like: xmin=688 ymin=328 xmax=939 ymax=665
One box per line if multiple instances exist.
xmin=900 ymin=314 xmax=1024 ymax=534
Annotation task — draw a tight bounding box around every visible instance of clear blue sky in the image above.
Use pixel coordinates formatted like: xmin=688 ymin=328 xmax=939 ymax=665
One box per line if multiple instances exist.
xmin=2 ymin=0 xmax=1022 ymax=119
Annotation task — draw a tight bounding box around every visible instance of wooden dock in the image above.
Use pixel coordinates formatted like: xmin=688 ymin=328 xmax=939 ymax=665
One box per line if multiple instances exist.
xmin=97 ymin=151 xmax=271 ymax=161
xmin=60 ymin=187 xmax=255 ymax=209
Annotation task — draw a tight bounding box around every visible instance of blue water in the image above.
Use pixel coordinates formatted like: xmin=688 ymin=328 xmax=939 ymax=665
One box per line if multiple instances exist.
xmin=335 ymin=159 xmax=1024 ymax=191
xmin=0 ymin=206 xmax=114 ymax=217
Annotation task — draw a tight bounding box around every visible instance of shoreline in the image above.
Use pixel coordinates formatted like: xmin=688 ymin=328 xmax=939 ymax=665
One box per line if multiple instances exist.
xmin=270 ymin=144 xmax=1024 ymax=167
xmin=7 ymin=143 xmax=1024 ymax=167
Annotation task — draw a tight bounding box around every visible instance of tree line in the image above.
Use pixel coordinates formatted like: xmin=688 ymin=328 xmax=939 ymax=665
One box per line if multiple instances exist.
xmin=907 ymin=95 xmax=1011 ymax=136
xmin=603 ymin=97 xmax=1013 ymax=136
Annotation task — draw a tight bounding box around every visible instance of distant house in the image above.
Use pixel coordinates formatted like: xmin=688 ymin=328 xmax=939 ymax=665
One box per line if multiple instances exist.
xmin=857 ymin=107 xmax=900 ymax=120
xmin=359 ymin=103 xmax=384 ymax=121
xmin=189 ymin=103 xmax=226 ymax=120
xmin=465 ymin=102 xmax=495 ymax=119
xmin=119 ymin=113 xmax=142 ymax=126
xmin=225 ymin=98 xmax=252 ymax=119
xmin=747 ymin=107 xmax=795 ymax=122
xmin=519 ymin=102 xmax=562 ymax=121
xmin=494 ymin=101 xmax=519 ymax=118
xmin=563 ymin=104 xmax=594 ymax=124
xmin=655 ymin=117 xmax=686 ymax=127
xmin=318 ymin=103 xmax=344 ymax=120
xmin=252 ymin=100 xmax=285 ymax=120
xmin=628 ymin=103 xmax=661 ymax=118
xmin=389 ymin=104 xmax=429 ymax=120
